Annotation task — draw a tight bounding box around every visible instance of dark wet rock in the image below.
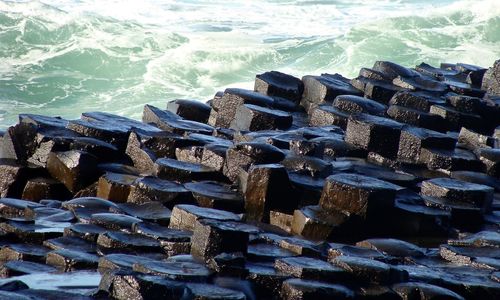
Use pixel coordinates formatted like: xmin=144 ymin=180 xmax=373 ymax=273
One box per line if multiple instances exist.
xmin=43 ymin=236 xmax=96 ymax=253
xmin=387 ymin=105 xmax=446 ymax=132
xmin=354 ymin=285 xmax=401 ymax=300
xmin=448 ymin=231 xmax=500 ymax=248
xmin=356 ymin=238 xmax=426 ymax=258
xmin=154 ymin=158 xmax=221 ymax=183
xmin=24 ymin=206 xmax=71 ymax=222
xmin=397 ymin=127 xmax=456 ymax=163
xmin=143 ymin=104 xmax=214 ymax=135
xmin=341 ymin=158 xmax=418 ymax=187
xmin=0 ymin=221 xmax=63 ymax=244
xmin=188 ymin=132 xmax=232 ymax=147
xmin=392 ymin=282 xmax=465 ymax=300
xmin=63 ymin=223 xmax=107 ymax=242
xmin=21 ymin=177 xmax=72 ymax=201
xmin=46 ymin=150 xmax=99 ymax=193
xmin=0 ymin=279 xmax=28 ymax=291
xmin=420 ymin=147 xmax=484 ymax=172
xmin=45 ymin=248 xmax=99 ymax=270
xmin=184 ymin=181 xmax=244 ymax=213
xmin=416 ymin=62 xmax=460 ymax=79
xmin=478 ymin=148 xmax=500 ymax=177
xmin=390 ymin=197 xmax=451 ymax=237
xmin=191 ymin=219 xmax=258 ymax=261
xmin=0 ymin=198 xmax=42 ymax=218
xmin=98 ymin=253 xmax=157 ymax=272
xmin=169 ymin=204 xmax=240 ymax=231
xmin=114 ymin=202 xmax=171 ymax=225
xmin=439 ymin=244 xmax=500 ymax=266
xmin=278 ymin=237 xmax=324 ymax=258
xmin=352 ymin=77 xmax=403 ymax=104
xmin=421 ymin=177 xmax=494 ymax=211
xmin=125 ymin=130 xmax=194 ymax=175
xmin=446 ymin=94 xmax=483 ymax=114
xmin=482 ymin=59 xmax=500 ymax=96
xmin=287 ymin=173 xmax=324 ymax=207
xmin=345 ymin=113 xmax=404 ymax=159
xmin=275 ymin=256 xmax=346 ymax=282
xmin=393 ymin=75 xmax=449 ymax=94
xmin=81 ymin=111 xmax=162 ymax=134
xmin=0 ymin=243 xmax=50 ymax=262
xmin=327 ymin=244 xmax=386 ymax=262
xmin=62 ymin=197 xmax=118 ymax=211
xmin=21 ymin=129 xmax=77 ymax=168
xmin=333 ymin=95 xmax=387 ymax=117
xmin=97 ymin=231 xmax=162 ymax=252
xmin=98 ymin=270 xmax=186 ymax=300
xmin=230 ymin=104 xmax=293 ymax=131
xmin=270 ymin=211 xmax=294 ymax=233
xmin=132 ymin=222 xmax=191 ymax=256
xmin=133 ymin=260 xmax=212 ymax=281
xmin=244 ymin=164 xmax=296 ymax=222
xmin=389 ymin=90 xmax=446 ymax=112
xmin=245 ymin=263 xmax=289 ymax=298
xmin=301 ymin=74 xmax=363 ymax=112
xmin=255 ymin=70 xmax=304 ymax=103
xmin=90 ymin=212 xmax=142 ymax=231
xmin=67 ymin=119 xmax=130 ymax=150
xmin=373 ymin=61 xmax=419 ymax=80
xmin=207 ymin=252 xmax=246 ymax=276
xmin=358 ymin=67 xmax=391 ymax=81
xmin=429 ymin=105 xmax=482 ymax=132
xmin=0 ymin=291 xmax=31 ymax=300
xmin=0 ymin=160 xmax=33 ymax=198
xmin=319 ymin=173 xmax=402 ymax=218
xmin=18 ymin=114 xmax=69 ymax=130
xmin=98 ymin=162 xmax=140 ymax=176
xmin=281 ymin=278 xmax=354 ymax=300
xmin=175 ymin=145 xmax=204 ymax=165
xmin=456 ymin=180 xmax=486 ymax=202
xmin=127 ymin=176 xmax=191 ymax=206
xmin=291 ymin=205 xmax=348 ymax=241
xmin=200 ymin=144 xmax=230 ymax=172
xmin=184 ymin=283 xmax=247 ymax=300
xmin=2 ymin=259 xmax=57 ymax=277
xmin=247 ymin=243 xmax=296 ymax=262
xmin=73 ymin=181 xmax=99 ymax=198
xmin=423 ymin=195 xmax=484 ymax=231
xmin=331 ymin=256 xmax=407 ymax=284
xmin=223 ymin=142 xmax=285 ymax=182
xmin=209 ymin=88 xmax=275 ymax=128
xmin=282 ymin=155 xmax=333 ymax=178
xmin=70 ymin=136 xmax=122 ymax=162
xmin=446 ymin=78 xmax=487 ymax=98
xmin=17 ymin=289 xmax=95 ymax=300
xmin=97 ymin=172 xmax=138 ymax=203
xmin=1 ymin=122 xmax=53 ymax=163
xmin=167 ymin=99 xmax=211 ymax=123
xmin=309 ymin=105 xmax=350 ymax=129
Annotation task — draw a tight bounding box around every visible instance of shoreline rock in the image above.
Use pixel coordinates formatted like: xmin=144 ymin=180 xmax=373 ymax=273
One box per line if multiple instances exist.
xmin=1 ymin=59 xmax=500 ymax=299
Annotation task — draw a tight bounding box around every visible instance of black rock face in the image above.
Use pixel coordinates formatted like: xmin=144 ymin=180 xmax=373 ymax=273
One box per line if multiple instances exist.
xmin=1 ymin=60 xmax=500 ymax=299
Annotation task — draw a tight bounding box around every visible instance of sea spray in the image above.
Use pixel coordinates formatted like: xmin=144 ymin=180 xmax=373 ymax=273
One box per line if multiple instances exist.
xmin=1 ymin=0 xmax=499 ymax=128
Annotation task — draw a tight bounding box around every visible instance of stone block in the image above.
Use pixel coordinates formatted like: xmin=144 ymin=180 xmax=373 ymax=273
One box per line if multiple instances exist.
xmin=255 ymin=71 xmax=304 ymax=102
xmin=345 ymin=114 xmax=404 ymax=159
xmin=166 ymin=99 xmax=211 ymax=123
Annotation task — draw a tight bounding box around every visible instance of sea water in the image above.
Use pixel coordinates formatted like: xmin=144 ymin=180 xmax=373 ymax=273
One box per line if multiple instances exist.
xmin=1 ymin=0 xmax=499 ymax=129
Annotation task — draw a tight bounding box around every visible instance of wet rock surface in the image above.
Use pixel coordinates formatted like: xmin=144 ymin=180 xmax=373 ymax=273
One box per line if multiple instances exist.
xmin=1 ymin=59 xmax=500 ymax=299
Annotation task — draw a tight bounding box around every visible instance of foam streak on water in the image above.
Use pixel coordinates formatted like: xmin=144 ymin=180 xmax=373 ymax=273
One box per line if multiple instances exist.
xmin=0 ymin=0 xmax=499 ymax=128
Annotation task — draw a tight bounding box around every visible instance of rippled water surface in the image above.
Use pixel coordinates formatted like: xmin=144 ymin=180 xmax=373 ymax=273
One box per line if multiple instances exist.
xmin=1 ymin=0 xmax=499 ymax=128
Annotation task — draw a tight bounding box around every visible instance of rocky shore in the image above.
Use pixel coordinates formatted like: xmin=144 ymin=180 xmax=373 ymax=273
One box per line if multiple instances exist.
xmin=0 ymin=59 xmax=500 ymax=299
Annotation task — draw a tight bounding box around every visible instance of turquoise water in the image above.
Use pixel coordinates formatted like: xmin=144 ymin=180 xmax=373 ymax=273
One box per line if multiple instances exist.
xmin=1 ymin=0 xmax=500 ymax=129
